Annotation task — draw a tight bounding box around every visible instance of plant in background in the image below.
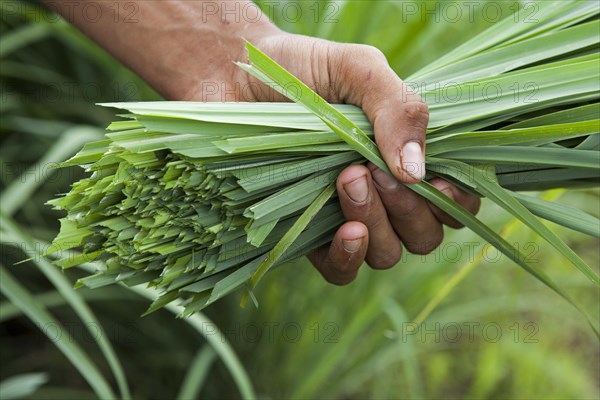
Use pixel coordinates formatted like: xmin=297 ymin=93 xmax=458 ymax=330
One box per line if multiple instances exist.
xmin=2 ymin=1 xmax=599 ymax=399
xmin=48 ymin=1 xmax=599 ymax=329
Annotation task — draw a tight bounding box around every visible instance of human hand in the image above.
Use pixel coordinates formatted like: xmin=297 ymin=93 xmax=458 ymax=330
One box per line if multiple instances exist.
xmin=228 ymin=33 xmax=481 ymax=284
xmin=50 ymin=0 xmax=480 ymax=284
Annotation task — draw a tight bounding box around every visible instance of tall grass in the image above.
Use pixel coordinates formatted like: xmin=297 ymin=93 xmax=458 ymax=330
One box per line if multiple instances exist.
xmin=47 ymin=2 xmax=599 ymax=324
xmin=1 ymin=1 xmax=598 ymax=399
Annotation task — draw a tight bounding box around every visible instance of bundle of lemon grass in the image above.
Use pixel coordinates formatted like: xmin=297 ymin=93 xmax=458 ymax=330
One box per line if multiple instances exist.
xmin=49 ymin=1 xmax=600 ymax=317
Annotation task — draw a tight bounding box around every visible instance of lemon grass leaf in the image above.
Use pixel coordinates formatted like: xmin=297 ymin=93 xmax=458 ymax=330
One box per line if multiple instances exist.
xmin=213 ymin=130 xmax=342 ymax=153
xmin=237 ymin=42 xmax=388 ymax=173
xmin=241 ymin=41 xmax=599 ymax=331
xmin=426 ymin=121 xmax=599 ymax=154
xmin=426 ymin=158 xmax=599 ymax=286
xmin=409 ymin=1 xmax=599 ymax=80
xmin=0 ymin=266 xmax=117 ymax=399
xmin=503 ymin=103 xmax=600 ymax=129
xmin=577 ymin=134 xmax=600 ymax=150
xmin=407 ymin=182 xmax=599 ymax=337
xmin=437 ymin=146 xmax=600 ymax=169
xmin=2 ymin=214 xmax=130 ymax=399
xmin=176 ymin=346 xmax=217 ymax=400
xmin=0 ymin=372 xmax=49 ymax=399
xmin=422 ymin=55 xmax=600 ymax=128
xmin=0 ymin=126 xmax=102 ymax=216
xmin=511 ymin=191 xmax=600 ymax=238
xmin=101 ymin=101 xmax=371 ymax=132
xmin=244 ymin=181 xmax=336 ymax=301
xmin=413 ymin=20 xmax=600 ymax=86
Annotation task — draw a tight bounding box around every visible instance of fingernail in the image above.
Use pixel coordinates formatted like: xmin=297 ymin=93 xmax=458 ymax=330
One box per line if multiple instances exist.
xmin=342 ymin=238 xmax=362 ymax=253
xmin=399 ymin=142 xmax=425 ymax=180
xmin=344 ymin=176 xmax=368 ymax=203
xmin=372 ymin=168 xmax=398 ymax=191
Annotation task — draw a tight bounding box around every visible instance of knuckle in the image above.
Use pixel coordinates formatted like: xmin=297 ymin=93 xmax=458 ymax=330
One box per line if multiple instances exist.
xmin=346 ymin=201 xmax=378 ymax=220
xmin=360 ymin=44 xmax=387 ymax=61
xmin=337 ymin=164 xmax=370 ymax=182
xmin=338 ymin=44 xmax=388 ymax=79
xmin=399 ymin=100 xmax=429 ymax=129
xmin=363 ymin=213 xmax=389 ymax=235
xmin=403 ymin=86 xmax=425 ymax=102
xmin=342 ymin=43 xmax=386 ymax=60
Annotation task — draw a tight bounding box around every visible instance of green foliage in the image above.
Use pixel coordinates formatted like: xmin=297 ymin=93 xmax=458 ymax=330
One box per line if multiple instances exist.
xmin=1 ymin=1 xmax=599 ymax=399
xmin=47 ymin=5 xmax=599 ymax=323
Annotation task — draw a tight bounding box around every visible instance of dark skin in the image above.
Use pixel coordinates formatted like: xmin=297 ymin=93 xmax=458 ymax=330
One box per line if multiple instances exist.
xmin=47 ymin=0 xmax=481 ymax=285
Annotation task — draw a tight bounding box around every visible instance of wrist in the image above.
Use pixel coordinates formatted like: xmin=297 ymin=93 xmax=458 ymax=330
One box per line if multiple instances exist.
xmin=179 ymin=26 xmax=288 ymax=102
xmin=91 ymin=1 xmax=282 ymax=101
xmin=159 ymin=3 xmax=283 ymax=101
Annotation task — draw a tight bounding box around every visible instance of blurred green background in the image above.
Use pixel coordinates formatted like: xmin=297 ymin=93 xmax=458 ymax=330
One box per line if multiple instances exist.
xmin=1 ymin=1 xmax=598 ymax=399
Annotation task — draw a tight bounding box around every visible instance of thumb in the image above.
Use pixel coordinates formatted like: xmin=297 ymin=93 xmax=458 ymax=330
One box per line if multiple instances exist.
xmin=331 ymin=44 xmax=428 ymax=183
